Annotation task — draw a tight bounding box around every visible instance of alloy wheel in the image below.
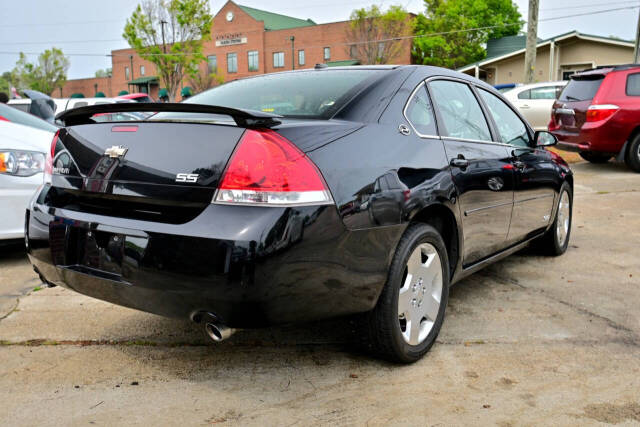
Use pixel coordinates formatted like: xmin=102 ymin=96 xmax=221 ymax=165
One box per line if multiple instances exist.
xmin=398 ymin=243 xmax=443 ymax=345
xmin=556 ymin=191 xmax=570 ymax=247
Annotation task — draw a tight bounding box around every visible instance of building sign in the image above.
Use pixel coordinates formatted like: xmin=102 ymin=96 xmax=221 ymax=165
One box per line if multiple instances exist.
xmin=215 ymin=33 xmax=247 ymax=47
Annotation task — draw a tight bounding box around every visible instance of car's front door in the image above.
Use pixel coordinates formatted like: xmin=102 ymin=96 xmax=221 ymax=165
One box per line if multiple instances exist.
xmin=512 ymin=85 xmax=561 ymax=130
xmin=477 ymin=88 xmax=557 ymax=244
xmin=428 ymin=79 xmax=515 ymax=266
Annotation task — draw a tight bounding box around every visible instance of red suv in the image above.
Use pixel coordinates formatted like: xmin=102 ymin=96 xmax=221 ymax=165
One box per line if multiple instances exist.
xmin=549 ymin=64 xmax=640 ymax=172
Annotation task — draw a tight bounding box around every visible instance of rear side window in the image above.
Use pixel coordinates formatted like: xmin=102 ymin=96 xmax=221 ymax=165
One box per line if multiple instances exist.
xmin=184 ymin=70 xmax=384 ymax=119
xmin=517 ymin=90 xmax=530 ymax=99
xmin=559 ymin=76 xmax=604 ymax=101
xmin=626 ymin=73 xmax=640 ymax=96
xmin=530 ymin=86 xmax=559 ymax=99
xmin=428 ymin=80 xmax=491 ymax=141
xmin=404 ymin=84 xmax=437 ymax=136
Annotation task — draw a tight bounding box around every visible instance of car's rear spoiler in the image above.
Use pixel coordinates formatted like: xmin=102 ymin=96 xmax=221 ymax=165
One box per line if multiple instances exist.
xmin=56 ymin=102 xmax=283 ymax=128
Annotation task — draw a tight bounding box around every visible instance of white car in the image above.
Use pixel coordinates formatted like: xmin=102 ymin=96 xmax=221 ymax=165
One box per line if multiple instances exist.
xmin=53 ymin=97 xmax=135 ymax=114
xmin=0 ymin=118 xmax=55 ymax=241
xmin=503 ymin=81 xmax=567 ymax=131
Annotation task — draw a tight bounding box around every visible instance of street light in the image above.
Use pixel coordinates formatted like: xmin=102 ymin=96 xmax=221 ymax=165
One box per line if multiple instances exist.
xmin=290 ymin=36 xmax=295 ymax=70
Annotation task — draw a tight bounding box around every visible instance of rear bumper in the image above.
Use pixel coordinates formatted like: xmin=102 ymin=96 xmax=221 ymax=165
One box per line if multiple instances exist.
xmin=552 ymin=123 xmax=627 ymax=155
xmin=27 ymin=185 xmax=402 ymax=327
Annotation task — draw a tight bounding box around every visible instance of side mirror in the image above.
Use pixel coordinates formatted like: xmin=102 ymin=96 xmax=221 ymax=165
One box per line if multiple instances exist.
xmin=534 ymin=130 xmax=557 ymax=147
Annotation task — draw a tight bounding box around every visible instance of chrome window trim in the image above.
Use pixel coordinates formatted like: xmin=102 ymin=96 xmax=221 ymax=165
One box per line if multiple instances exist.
xmin=441 ymin=136 xmax=511 ymax=148
xmin=402 ymin=82 xmax=441 ymax=140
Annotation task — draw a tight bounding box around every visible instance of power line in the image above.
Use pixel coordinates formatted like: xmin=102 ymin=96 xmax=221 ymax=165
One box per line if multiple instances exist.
xmin=0 ymin=5 xmax=637 ymax=57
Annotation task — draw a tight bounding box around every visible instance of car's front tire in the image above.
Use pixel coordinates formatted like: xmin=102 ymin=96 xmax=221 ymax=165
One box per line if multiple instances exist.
xmin=361 ymin=223 xmax=449 ymax=363
xmin=579 ymin=151 xmax=611 ymax=163
xmin=625 ymin=134 xmax=640 ymax=172
xmin=538 ymin=183 xmax=572 ymax=256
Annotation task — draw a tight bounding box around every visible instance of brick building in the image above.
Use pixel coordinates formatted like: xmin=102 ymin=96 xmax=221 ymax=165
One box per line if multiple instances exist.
xmin=61 ymin=1 xmax=412 ymax=99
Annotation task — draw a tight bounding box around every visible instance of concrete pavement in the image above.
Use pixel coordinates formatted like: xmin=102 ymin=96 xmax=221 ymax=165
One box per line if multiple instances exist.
xmin=1 ymin=161 xmax=639 ymax=426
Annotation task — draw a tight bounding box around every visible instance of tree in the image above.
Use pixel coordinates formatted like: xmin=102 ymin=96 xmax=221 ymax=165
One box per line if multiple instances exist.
xmin=123 ymin=0 xmax=212 ymax=102
xmin=95 ymin=68 xmax=112 ymax=78
xmin=11 ymin=48 xmax=70 ymax=95
xmin=346 ymin=5 xmax=413 ymax=65
xmin=188 ymin=65 xmax=224 ymax=94
xmin=413 ymin=0 xmax=523 ymax=69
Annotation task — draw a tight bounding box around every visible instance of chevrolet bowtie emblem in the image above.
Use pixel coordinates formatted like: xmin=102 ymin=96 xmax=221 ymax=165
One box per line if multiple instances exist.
xmin=104 ymin=145 xmax=128 ymax=159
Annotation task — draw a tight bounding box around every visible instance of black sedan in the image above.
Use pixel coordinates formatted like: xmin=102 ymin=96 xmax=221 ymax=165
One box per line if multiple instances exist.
xmin=26 ymin=65 xmax=573 ymax=363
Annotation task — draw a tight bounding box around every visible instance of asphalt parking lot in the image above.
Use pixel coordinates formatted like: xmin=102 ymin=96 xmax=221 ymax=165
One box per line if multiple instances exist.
xmin=1 ymin=161 xmax=639 ymax=426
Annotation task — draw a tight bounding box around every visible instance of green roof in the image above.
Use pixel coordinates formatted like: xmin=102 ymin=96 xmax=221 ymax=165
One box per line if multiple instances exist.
xmin=128 ymin=76 xmax=158 ymax=85
xmin=238 ymin=5 xmax=315 ymax=30
xmin=327 ymin=60 xmax=361 ymax=67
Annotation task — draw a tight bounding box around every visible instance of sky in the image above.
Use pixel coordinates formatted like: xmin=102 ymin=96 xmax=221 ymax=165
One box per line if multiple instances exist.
xmin=0 ymin=0 xmax=638 ymax=79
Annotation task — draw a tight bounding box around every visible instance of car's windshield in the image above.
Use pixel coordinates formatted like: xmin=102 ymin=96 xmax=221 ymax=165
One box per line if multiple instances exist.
xmin=559 ymin=76 xmax=604 ymax=102
xmin=0 ymin=103 xmax=58 ymax=132
xmin=181 ymin=69 xmax=385 ymax=119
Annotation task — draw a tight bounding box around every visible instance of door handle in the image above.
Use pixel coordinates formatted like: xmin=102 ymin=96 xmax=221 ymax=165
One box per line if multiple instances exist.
xmin=520 ymin=104 xmax=530 ymax=109
xmin=450 ymin=156 xmax=469 ymax=168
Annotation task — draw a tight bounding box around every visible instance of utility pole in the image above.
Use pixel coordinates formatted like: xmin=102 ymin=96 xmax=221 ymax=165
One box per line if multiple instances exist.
xmin=634 ymin=9 xmax=640 ymax=63
xmin=523 ymin=0 xmax=539 ymax=83
xmin=161 ymin=20 xmax=168 ymax=54
xmin=129 ymin=55 xmax=134 ymax=80
xmin=290 ymin=36 xmax=295 ymax=70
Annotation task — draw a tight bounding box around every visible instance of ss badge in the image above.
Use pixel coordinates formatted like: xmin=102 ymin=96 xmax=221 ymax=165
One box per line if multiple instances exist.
xmin=176 ymin=173 xmax=199 ymax=183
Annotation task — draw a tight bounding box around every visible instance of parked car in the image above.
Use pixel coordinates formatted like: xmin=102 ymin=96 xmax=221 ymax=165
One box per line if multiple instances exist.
xmin=503 ymin=81 xmax=567 ymax=131
xmin=26 ymin=66 xmax=572 ymax=363
xmin=8 ymin=89 xmax=56 ymax=123
xmin=549 ymin=65 xmax=640 ymax=171
xmin=117 ymin=92 xmax=154 ymax=103
xmin=0 ymin=120 xmax=54 ymax=242
xmin=53 ymin=97 xmax=135 ymax=114
xmin=494 ymin=83 xmax=520 ymax=93
xmin=0 ymin=103 xmax=59 ymax=132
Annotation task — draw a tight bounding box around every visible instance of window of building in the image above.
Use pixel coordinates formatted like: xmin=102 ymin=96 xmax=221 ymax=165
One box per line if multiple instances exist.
xmin=248 ymin=51 xmax=259 ymax=72
xmin=324 ymin=47 xmax=331 ymax=61
xmin=227 ymin=53 xmax=237 ymax=73
xmin=207 ymin=55 xmax=217 ymax=73
xmin=273 ymin=52 xmax=284 ymax=68
xmin=140 ymin=65 xmax=145 ymax=76
xmin=298 ymin=50 xmax=305 ymax=66
xmin=349 ymin=44 xmax=357 ymax=59
xmin=125 ymin=66 xmax=130 ymax=80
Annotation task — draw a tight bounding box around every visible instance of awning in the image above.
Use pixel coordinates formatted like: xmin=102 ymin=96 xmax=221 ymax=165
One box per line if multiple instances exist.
xmin=326 ymin=60 xmax=361 ymax=67
xmin=127 ymin=76 xmax=158 ymax=85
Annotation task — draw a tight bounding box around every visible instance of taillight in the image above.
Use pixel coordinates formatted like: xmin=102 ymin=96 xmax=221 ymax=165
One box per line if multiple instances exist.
xmin=44 ymin=130 xmax=60 ymax=184
xmin=586 ymin=104 xmax=619 ymax=122
xmin=214 ymin=129 xmax=332 ymax=206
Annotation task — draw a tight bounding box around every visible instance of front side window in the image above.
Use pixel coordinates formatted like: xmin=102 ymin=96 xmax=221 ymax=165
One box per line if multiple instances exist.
xmin=298 ymin=50 xmax=305 ymax=66
xmin=227 ymin=53 xmax=237 ymax=73
xmin=207 ymin=55 xmax=217 ymax=73
xmin=479 ymin=89 xmax=530 ymax=148
xmin=273 ymin=52 xmax=284 ymax=68
xmin=404 ymin=84 xmax=437 ymax=136
xmin=428 ymin=80 xmax=491 ymax=141
xmin=324 ymin=47 xmax=331 ymax=60
xmin=248 ymin=50 xmax=259 ymax=72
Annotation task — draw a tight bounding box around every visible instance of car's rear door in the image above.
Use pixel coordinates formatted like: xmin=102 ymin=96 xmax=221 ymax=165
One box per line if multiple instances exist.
xmin=428 ymin=78 xmax=514 ymax=266
xmin=520 ymin=85 xmax=563 ymax=130
xmin=477 ymin=88 xmax=557 ymax=243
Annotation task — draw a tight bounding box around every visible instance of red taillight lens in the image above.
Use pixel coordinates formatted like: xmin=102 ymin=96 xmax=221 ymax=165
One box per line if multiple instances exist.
xmin=586 ymin=104 xmax=619 ymax=122
xmin=215 ymin=129 xmax=332 ymax=205
xmin=44 ymin=130 xmax=60 ymax=184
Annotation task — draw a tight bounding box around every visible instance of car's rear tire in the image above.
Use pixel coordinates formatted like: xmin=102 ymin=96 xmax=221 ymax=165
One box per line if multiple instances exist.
xmin=624 ymin=134 xmax=640 ymax=172
xmin=538 ymin=183 xmax=572 ymax=256
xmin=361 ymin=223 xmax=449 ymax=363
xmin=579 ymin=152 xmax=612 ymax=163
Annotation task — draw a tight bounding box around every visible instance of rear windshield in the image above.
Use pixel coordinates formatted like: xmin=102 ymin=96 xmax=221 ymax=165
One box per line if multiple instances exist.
xmin=558 ymin=76 xmax=604 ymax=102
xmin=183 ymin=69 xmax=385 ymax=119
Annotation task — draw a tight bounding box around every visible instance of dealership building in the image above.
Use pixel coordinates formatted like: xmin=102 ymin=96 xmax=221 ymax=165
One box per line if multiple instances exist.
xmin=60 ymin=1 xmax=412 ymax=99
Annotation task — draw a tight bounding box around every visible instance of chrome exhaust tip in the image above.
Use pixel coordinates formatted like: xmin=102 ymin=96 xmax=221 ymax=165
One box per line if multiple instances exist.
xmin=204 ymin=322 xmax=235 ymax=342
